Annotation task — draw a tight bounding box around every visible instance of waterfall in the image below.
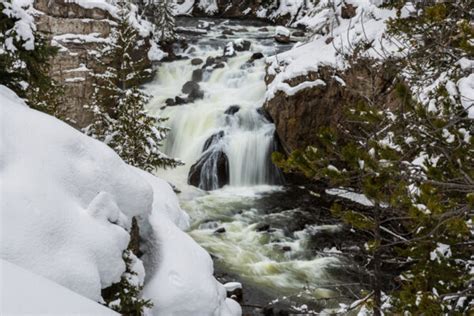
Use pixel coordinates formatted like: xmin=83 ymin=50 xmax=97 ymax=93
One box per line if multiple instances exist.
xmin=146 ymin=42 xmax=284 ymax=189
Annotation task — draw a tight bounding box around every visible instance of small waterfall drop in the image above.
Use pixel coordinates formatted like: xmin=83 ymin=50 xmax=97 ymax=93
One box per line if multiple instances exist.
xmin=146 ymin=33 xmax=284 ymax=189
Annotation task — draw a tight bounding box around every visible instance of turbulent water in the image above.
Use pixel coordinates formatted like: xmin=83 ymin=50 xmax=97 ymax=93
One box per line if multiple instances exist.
xmin=146 ymin=18 xmax=354 ymax=314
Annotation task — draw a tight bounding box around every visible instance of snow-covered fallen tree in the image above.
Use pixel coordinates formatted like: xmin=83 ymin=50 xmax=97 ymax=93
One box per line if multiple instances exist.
xmin=0 ymin=85 xmax=240 ymax=316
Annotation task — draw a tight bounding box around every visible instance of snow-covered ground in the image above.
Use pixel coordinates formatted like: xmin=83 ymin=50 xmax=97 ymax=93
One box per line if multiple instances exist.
xmin=0 ymin=259 xmax=119 ymax=315
xmin=265 ymin=0 xmax=396 ymax=100
xmin=0 ymin=85 xmax=240 ymax=315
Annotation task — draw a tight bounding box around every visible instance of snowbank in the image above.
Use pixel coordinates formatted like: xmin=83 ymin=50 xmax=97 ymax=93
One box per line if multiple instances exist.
xmin=0 ymin=85 xmax=153 ymax=301
xmin=137 ymin=169 xmax=241 ymax=316
xmin=265 ymin=0 xmax=396 ymax=100
xmin=0 ymin=85 xmax=240 ymax=315
xmin=0 ymin=259 xmax=119 ymax=315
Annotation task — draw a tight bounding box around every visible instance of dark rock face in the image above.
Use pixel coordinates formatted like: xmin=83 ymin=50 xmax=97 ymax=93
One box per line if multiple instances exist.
xmin=188 ymin=150 xmax=230 ymax=190
xmin=188 ymin=131 xmax=230 ymax=190
xmin=264 ymin=63 xmax=401 ymax=153
xmin=256 ymin=107 xmax=273 ymax=123
xmin=224 ymin=105 xmax=240 ymax=115
xmin=202 ymin=131 xmax=225 ymax=152
xmin=222 ymin=29 xmax=234 ymax=35
xmin=165 ymin=98 xmax=176 ymax=106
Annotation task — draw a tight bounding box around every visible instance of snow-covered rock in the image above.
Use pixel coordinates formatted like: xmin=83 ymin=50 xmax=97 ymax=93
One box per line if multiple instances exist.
xmin=265 ymin=0 xmax=396 ymax=100
xmin=1 ymin=259 xmax=119 ymax=315
xmin=137 ymin=169 xmax=241 ymax=316
xmin=0 ymin=85 xmax=241 ymax=316
xmin=0 ymin=84 xmax=152 ymax=301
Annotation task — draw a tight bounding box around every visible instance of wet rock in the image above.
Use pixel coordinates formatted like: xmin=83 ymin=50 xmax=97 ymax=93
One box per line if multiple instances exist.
xmin=182 ymin=81 xmax=204 ymax=100
xmin=224 ymin=105 xmax=240 ymax=115
xmin=214 ymin=227 xmax=226 ymax=234
xmin=175 ymin=96 xmax=187 ymax=105
xmin=258 ymin=27 xmax=269 ymax=32
xmin=341 ymin=3 xmax=357 ymax=19
xmin=214 ymin=62 xmax=225 ymax=69
xmin=236 ymin=28 xmax=249 ymax=33
xmin=182 ymin=81 xmax=200 ymax=94
xmin=292 ymin=31 xmax=305 ymax=37
xmin=192 ymin=69 xmax=203 ymax=82
xmin=282 ymin=246 xmax=292 ymax=252
xmin=274 ymin=34 xmax=291 ymax=44
xmin=227 ymin=288 xmax=243 ymax=303
xmin=256 ymin=223 xmax=270 ymax=232
xmin=222 ymin=29 xmax=234 ymax=35
xmin=249 ymin=52 xmax=264 ymax=62
xmin=204 ymin=56 xmax=216 ymax=68
xmin=188 ymin=140 xmax=229 ymax=190
xmin=165 ymin=98 xmax=175 ymax=106
xmin=325 ymin=36 xmax=334 ymax=44
xmin=234 ymin=40 xmax=251 ymax=52
xmin=256 ymin=107 xmax=273 ymax=123
xmin=202 ymin=131 xmax=225 ymax=152
xmin=191 ymin=58 xmax=203 ymax=65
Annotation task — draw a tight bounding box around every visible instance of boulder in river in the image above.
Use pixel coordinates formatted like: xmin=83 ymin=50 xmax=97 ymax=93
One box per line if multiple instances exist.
xmin=249 ymin=52 xmax=264 ymax=62
xmin=214 ymin=227 xmax=226 ymax=234
xmin=182 ymin=81 xmax=204 ymax=100
xmin=224 ymin=105 xmax=240 ymax=115
xmin=165 ymin=98 xmax=175 ymax=106
xmin=233 ymin=39 xmax=251 ymax=52
xmin=222 ymin=29 xmax=234 ymax=35
xmin=192 ymin=69 xmax=203 ymax=82
xmin=274 ymin=26 xmax=291 ymax=44
xmin=188 ymin=150 xmax=229 ymax=190
xmin=175 ymin=96 xmax=187 ymax=105
xmin=191 ymin=58 xmax=203 ymax=65
xmin=202 ymin=131 xmax=225 ymax=152
xmin=188 ymin=131 xmax=229 ymax=190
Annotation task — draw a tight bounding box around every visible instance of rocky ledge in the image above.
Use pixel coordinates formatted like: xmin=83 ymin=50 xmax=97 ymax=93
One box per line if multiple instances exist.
xmin=263 ymin=61 xmax=402 ymax=153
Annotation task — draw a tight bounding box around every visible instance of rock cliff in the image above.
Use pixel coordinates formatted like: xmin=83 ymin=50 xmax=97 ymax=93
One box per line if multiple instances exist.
xmin=34 ymin=0 xmax=152 ymax=128
xmin=264 ymin=62 xmax=401 ymax=153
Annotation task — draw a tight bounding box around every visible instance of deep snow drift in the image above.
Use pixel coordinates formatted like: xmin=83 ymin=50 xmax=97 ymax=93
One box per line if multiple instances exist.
xmin=0 ymin=259 xmax=119 ymax=315
xmin=0 ymin=85 xmax=240 ymax=316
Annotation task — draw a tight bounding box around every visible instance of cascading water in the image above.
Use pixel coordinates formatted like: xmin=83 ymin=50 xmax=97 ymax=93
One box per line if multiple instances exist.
xmin=145 ymin=18 xmax=356 ymax=314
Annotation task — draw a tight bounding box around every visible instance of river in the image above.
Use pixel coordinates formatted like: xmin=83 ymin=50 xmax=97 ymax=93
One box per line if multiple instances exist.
xmin=145 ymin=17 xmax=360 ymax=315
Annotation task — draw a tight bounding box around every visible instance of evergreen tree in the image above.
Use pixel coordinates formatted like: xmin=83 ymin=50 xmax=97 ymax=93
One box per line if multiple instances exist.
xmin=102 ymin=250 xmax=153 ymax=316
xmin=87 ymin=0 xmax=182 ymax=171
xmin=274 ymin=1 xmax=473 ymax=314
xmin=149 ymin=0 xmax=176 ymax=43
xmin=0 ymin=0 xmax=62 ymax=116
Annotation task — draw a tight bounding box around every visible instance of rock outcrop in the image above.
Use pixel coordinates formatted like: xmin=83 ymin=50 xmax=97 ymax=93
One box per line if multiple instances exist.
xmin=34 ymin=0 xmax=151 ymax=129
xmin=264 ymin=62 xmax=401 ymax=153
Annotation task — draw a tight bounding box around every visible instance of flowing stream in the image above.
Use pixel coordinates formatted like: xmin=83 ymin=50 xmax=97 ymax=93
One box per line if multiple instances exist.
xmin=146 ymin=18 xmax=356 ymax=314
